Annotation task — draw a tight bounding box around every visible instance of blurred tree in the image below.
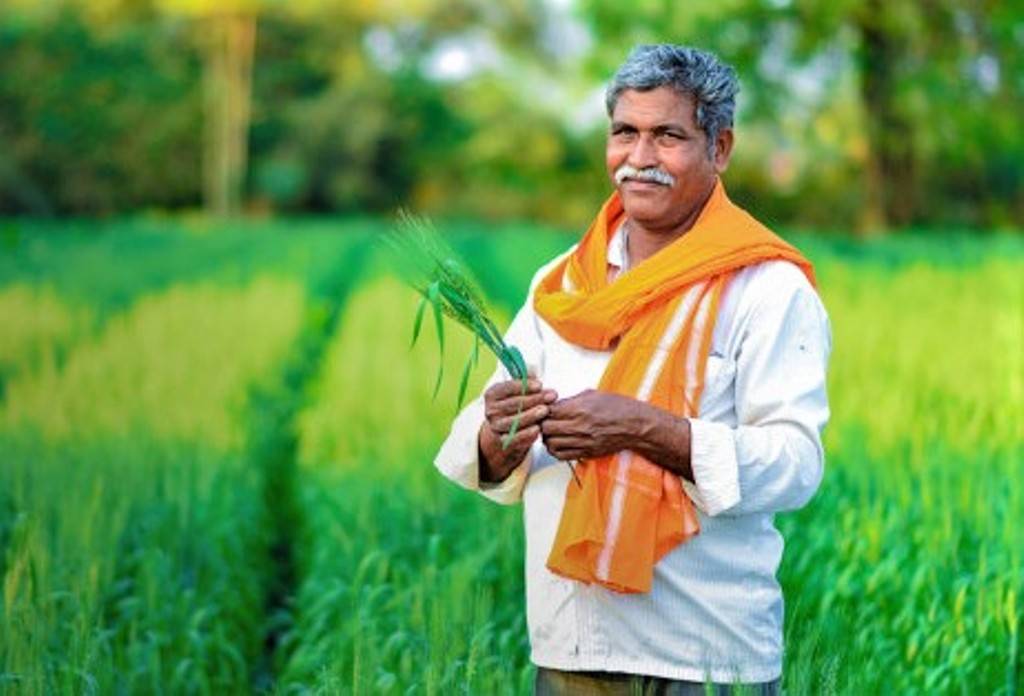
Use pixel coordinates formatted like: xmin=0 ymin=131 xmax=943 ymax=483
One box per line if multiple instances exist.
xmin=0 ymin=0 xmax=1018 ymax=228
xmin=155 ymin=0 xmax=259 ymax=217
xmin=0 ymin=2 xmax=202 ymax=215
xmin=576 ymin=0 xmax=1022 ymax=231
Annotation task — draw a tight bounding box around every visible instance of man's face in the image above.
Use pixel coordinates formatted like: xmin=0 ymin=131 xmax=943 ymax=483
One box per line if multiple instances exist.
xmin=606 ymin=86 xmax=732 ymax=232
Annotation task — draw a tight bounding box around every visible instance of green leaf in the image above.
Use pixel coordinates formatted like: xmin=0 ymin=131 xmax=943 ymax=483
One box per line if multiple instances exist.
xmin=505 ymin=345 xmax=529 ymax=385
xmin=426 ymin=281 xmax=444 ymax=356
xmin=456 ymin=337 xmax=482 ymax=412
xmin=500 ymin=345 xmax=530 ymax=449
xmin=501 ymin=398 xmax=525 ymax=450
xmin=425 ymin=281 xmax=445 ymax=400
xmin=433 ymin=361 xmax=444 ymax=401
xmin=456 ymin=350 xmax=474 ymax=411
xmin=497 ymin=347 xmax=516 ymax=379
xmin=411 ymin=294 xmax=428 ymax=347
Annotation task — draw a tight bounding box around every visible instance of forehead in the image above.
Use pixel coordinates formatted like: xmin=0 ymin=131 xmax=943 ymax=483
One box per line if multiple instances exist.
xmin=611 ymin=86 xmax=697 ymax=127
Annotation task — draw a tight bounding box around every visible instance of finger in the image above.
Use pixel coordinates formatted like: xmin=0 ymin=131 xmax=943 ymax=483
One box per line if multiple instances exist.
xmin=491 ymin=404 xmax=549 ymax=433
xmin=486 ymin=391 xmax=552 ymax=419
xmin=548 ymin=388 xmax=600 ymax=415
xmin=504 ymin=425 xmax=541 ymax=454
xmin=486 ymin=378 xmax=543 ymax=402
xmin=513 ymin=424 xmax=541 ymax=445
xmin=544 ymin=439 xmax=589 ymax=461
xmin=540 ymin=418 xmax=579 ymax=437
xmin=491 ymin=404 xmax=550 ymax=434
xmin=554 ymin=450 xmax=588 ymax=462
xmin=493 ymin=388 xmax=552 ymax=415
xmin=547 ymin=399 xmax=581 ymax=420
xmin=543 ymin=435 xmax=586 ymax=453
xmin=545 ymin=444 xmax=590 ymax=461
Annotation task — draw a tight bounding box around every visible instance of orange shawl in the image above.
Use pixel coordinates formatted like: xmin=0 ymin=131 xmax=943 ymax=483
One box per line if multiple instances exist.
xmin=533 ymin=179 xmax=814 ymax=594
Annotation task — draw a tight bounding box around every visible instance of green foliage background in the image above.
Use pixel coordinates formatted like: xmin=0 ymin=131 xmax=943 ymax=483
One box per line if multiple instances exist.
xmin=0 ymin=0 xmax=1021 ymax=228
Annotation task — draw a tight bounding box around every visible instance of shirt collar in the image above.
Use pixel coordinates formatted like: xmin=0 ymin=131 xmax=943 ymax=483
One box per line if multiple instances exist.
xmin=607 ymin=218 xmax=629 ymax=272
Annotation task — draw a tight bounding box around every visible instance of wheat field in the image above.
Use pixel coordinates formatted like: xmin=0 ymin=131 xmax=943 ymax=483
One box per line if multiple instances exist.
xmin=0 ymin=220 xmax=1021 ymax=694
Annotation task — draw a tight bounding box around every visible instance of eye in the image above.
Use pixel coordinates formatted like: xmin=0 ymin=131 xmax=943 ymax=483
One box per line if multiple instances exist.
xmin=656 ymin=131 xmax=685 ymax=146
xmin=611 ymin=126 xmax=637 ymax=142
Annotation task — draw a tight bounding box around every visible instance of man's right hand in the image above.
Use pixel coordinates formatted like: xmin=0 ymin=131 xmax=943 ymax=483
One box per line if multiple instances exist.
xmin=478 ymin=377 xmax=558 ymax=483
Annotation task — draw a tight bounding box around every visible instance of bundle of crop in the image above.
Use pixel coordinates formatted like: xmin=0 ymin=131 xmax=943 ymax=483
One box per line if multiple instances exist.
xmin=385 ymin=212 xmax=527 ymax=414
xmin=384 ymin=213 xmax=578 ymax=485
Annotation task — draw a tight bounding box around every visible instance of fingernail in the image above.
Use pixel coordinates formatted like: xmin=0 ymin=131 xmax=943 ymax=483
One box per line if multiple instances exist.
xmin=544 ymin=390 xmax=557 ymax=401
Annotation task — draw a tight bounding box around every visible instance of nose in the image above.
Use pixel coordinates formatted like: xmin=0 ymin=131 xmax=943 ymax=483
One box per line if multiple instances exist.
xmin=627 ymin=133 xmax=658 ymax=169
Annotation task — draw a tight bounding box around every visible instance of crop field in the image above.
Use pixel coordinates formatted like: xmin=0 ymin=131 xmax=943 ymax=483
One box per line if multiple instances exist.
xmin=0 ymin=219 xmax=1021 ymax=695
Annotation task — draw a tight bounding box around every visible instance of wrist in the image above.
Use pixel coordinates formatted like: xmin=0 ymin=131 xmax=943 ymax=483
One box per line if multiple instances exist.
xmin=478 ymin=424 xmax=512 ymax=484
xmin=634 ymin=405 xmax=693 ymax=482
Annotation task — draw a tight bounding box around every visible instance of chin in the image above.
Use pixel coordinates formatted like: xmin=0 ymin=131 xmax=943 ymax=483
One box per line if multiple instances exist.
xmin=619 ymin=196 xmax=666 ymax=224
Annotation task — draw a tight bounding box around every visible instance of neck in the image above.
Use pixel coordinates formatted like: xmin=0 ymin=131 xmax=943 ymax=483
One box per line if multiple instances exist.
xmin=625 ymin=181 xmax=717 ymax=266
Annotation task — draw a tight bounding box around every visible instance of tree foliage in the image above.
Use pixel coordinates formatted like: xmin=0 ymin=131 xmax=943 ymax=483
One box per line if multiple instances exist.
xmin=0 ymin=0 xmax=1019 ymax=229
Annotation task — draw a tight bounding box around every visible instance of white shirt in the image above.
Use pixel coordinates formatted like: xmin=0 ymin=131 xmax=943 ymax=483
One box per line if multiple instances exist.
xmin=434 ymin=225 xmax=832 ymax=683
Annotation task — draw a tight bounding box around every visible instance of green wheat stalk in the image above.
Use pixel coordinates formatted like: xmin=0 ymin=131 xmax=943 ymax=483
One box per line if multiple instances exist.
xmin=383 ymin=211 xmax=530 ymax=448
xmin=384 ymin=212 xmax=581 ymax=485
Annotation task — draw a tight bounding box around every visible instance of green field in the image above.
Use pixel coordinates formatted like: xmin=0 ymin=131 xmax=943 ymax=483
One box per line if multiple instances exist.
xmin=0 ymin=219 xmax=1021 ymax=694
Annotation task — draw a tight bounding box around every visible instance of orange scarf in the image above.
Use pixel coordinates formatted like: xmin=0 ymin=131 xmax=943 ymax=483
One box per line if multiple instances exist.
xmin=533 ymin=179 xmax=815 ymax=593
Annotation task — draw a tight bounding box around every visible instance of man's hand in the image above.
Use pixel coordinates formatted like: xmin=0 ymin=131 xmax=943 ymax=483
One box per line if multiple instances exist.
xmin=540 ymin=389 xmax=639 ymax=461
xmin=479 ymin=377 xmax=558 ymax=483
xmin=541 ymin=389 xmax=694 ymax=482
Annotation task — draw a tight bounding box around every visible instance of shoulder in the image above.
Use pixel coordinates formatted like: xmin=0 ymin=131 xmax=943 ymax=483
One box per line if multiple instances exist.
xmin=725 ymin=259 xmax=830 ymax=344
xmin=730 ymin=259 xmax=822 ymax=313
xmin=734 ymin=259 xmax=815 ymax=298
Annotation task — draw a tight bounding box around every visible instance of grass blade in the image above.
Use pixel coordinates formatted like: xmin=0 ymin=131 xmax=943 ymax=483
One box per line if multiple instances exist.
xmin=411 ymin=294 xmax=428 ymax=347
xmin=456 ymin=337 xmax=481 ymax=411
xmin=504 ymin=345 xmax=528 ymax=384
xmin=456 ymin=357 xmax=472 ymax=411
xmin=426 ymin=281 xmax=444 ymax=400
xmin=383 ymin=211 xmax=530 ymax=417
xmin=501 ymin=400 xmax=524 ymax=450
xmin=426 ymin=281 xmax=444 ymax=357
xmin=433 ymin=362 xmax=444 ymax=401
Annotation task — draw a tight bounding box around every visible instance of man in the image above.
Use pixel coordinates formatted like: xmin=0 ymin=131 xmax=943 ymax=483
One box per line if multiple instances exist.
xmin=435 ymin=44 xmax=831 ymax=694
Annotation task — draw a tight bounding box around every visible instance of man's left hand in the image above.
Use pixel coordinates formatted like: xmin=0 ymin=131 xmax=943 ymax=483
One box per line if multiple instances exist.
xmin=540 ymin=389 xmax=641 ymax=461
xmin=540 ymin=388 xmax=694 ymax=481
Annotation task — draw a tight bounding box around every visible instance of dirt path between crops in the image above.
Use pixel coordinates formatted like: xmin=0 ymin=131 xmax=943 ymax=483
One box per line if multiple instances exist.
xmin=245 ymin=239 xmax=373 ymax=691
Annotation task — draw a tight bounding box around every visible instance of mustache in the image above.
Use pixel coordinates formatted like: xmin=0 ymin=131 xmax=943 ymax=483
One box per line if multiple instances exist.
xmin=614 ymin=165 xmax=676 ymax=187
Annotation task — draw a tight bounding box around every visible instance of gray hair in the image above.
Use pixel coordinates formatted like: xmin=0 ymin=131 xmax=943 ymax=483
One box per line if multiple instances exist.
xmin=606 ymin=45 xmax=739 ymax=158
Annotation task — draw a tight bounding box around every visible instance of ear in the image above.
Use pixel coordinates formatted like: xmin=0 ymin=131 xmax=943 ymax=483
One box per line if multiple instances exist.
xmin=713 ymin=128 xmax=734 ymax=173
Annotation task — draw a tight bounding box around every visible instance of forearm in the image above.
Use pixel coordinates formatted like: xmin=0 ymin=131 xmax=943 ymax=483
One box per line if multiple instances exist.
xmin=629 ymin=402 xmax=695 ymax=483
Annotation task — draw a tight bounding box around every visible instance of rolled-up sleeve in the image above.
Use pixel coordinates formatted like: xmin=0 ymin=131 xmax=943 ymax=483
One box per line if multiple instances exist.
xmin=683 ymin=268 xmax=832 ymax=516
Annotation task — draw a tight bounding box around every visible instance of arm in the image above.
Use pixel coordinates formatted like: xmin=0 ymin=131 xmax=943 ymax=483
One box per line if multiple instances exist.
xmin=682 ymin=275 xmax=832 ymax=516
xmin=541 ymin=393 xmax=695 ymax=482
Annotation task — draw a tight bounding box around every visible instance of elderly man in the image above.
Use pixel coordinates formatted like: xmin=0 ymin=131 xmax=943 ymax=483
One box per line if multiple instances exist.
xmin=435 ymin=44 xmax=830 ymax=694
